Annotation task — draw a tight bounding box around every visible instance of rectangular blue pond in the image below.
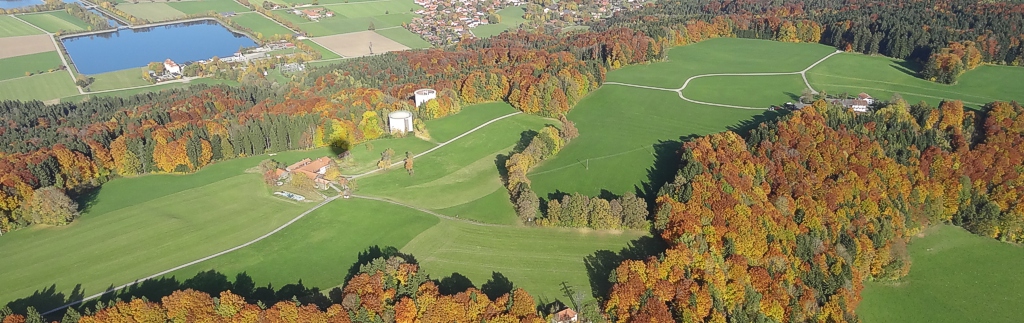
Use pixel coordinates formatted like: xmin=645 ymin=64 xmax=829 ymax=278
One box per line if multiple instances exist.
xmin=61 ymin=20 xmax=257 ymax=75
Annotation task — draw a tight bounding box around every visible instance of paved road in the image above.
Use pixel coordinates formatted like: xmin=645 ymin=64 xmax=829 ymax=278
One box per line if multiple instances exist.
xmin=604 ymin=50 xmax=844 ymax=110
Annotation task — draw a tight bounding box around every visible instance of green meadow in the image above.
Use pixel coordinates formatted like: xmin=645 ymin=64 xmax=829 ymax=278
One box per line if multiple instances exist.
xmin=87 ymin=68 xmax=150 ymax=92
xmin=0 ymin=72 xmax=79 ymax=102
xmin=273 ymin=0 xmax=421 ymax=36
xmin=374 ymin=27 xmax=430 ymax=49
xmin=858 ymin=225 xmax=1024 ymax=323
xmin=402 ymin=220 xmax=646 ymax=299
xmin=0 ymin=15 xmax=45 ymax=37
xmin=807 ymin=53 xmax=1024 ymax=109
xmin=19 ymin=11 xmax=92 ymax=33
xmin=682 ymin=74 xmax=806 ymax=108
xmin=167 ymin=0 xmax=250 ymax=15
xmin=0 ymin=149 xmax=340 ymax=305
xmin=115 ymin=3 xmax=187 ymax=21
xmin=0 ymin=51 xmax=63 ymax=81
xmin=302 ymin=39 xmax=342 ymax=59
xmin=229 ymin=13 xmax=294 ymax=37
xmin=469 ymin=6 xmax=525 ymax=38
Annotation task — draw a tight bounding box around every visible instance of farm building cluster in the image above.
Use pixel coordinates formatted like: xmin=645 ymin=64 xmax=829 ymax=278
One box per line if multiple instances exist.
xmin=273 ymin=157 xmax=337 ymax=189
xmin=772 ymin=92 xmax=876 ymax=113
xmin=291 ymin=7 xmax=335 ymax=20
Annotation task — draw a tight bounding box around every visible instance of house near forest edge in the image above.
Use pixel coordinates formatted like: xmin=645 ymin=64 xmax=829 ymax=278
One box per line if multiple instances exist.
xmin=275 ymin=157 xmax=336 ymax=189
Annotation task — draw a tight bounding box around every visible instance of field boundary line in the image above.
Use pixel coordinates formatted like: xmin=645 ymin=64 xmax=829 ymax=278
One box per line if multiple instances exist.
xmin=528 ymin=145 xmax=649 ymax=176
xmin=9 ymin=14 xmax=82 ymax=94
xmin=349 ymin=111 xmax=522 ymax=179
xmin=42 ymin=195 xmax=341 ymax=316
xmin=603 ymin=50 xmax=843 ymax=110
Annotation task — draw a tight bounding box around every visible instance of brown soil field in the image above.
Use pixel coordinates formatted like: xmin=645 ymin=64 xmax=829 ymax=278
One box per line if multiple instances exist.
xmin=0 ymin=34 xmax=55 ymax=59
xmin=312 ymin=31 xmax=409 ymax=57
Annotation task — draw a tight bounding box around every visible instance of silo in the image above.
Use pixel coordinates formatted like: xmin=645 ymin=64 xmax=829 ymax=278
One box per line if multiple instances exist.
xmin=414 ymin=89 xmax=437 ymax=107
xmin=388 ymin=110 xmax=414 ymax=133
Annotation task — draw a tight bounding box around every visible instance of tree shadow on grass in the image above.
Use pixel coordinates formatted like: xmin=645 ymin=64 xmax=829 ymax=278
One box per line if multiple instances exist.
xmin=8 ymin=270 xmax=332 ymax=321
xmin=891 ymin=60 xmax=922 ymax=78
xmin=438 ymin=273 xmax=476 ymax=296
xmin=68 ymin=183 xmax=103 ymax=215
xmin=584 ymin=236 xmax=667 ymax=299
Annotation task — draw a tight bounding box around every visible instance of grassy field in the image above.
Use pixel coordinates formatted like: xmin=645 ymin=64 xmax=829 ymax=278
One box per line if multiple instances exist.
xmin=273 ymin=0 xmax=421 ymax=36
xmin=0 ymin=72 xmax=79 ymax=102
xmin=375 ymin=27 xmax=429 ymax=49
xmin=87 ymin=67 xmax=150 ymax=92
xmin=19 ymin=11 xmax=92 ymax=33
xmin=357 ymin=112 xmax=550 ymax=213
xmin=0 ymin=15 xmax=45 ymax=37
xmin=167 ymin=198 xmax=440 ymax=291
xmin=606 ymin=38 xmax=837 ymax=89
xmin=62 ymin=78 xmax=239 ymax=102
xmin=682 ymin=74 xmax=806 ymax=108
xmin=303 ymin=39 xmax=341 ymax=59
xmin=402 ymin=220 xmax=646 ymax=299
xmin=229 ymin=12 xmax=293 ymax=38
xmin=0 ymin=148 xmax=339 ymax=305
xmin=858 ymin=225 xmax=1024 ymax=323
xmin=324 ymin=0 xmax=421 ymax=18
xmin=470 ymin=6 xmax=525 ymax=38
xmin=167 ymin=0 xmax=250 ymax=15
xmin=115 ymin=3 xmax=187 ymax=21
xmin=807 ymin=53 xmax=1024 ymax=109
xmin=529 ymin=86 xmax=764 ymax=197
xmin=0 ymin=51 xmax=63 ymax=81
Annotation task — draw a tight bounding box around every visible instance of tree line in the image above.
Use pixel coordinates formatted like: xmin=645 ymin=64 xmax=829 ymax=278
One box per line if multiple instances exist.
xmin=0 ymin=255 xmax=551 ymax=323
xmin=601 ymin=98 xmax=1024 ymax=322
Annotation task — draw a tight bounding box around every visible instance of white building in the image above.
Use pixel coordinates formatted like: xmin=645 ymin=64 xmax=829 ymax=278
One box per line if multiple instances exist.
xmin=163 ymin=59 xmax=181 ymax=75
xmin=388 ymin=110 xmax=414 ymax=133
xmin=414 ymin=88 xmax=437 ymax=107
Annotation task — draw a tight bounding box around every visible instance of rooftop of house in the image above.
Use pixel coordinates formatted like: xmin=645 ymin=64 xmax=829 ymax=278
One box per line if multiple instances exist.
xmin=554 ymin=308 xmax=577 ymax=322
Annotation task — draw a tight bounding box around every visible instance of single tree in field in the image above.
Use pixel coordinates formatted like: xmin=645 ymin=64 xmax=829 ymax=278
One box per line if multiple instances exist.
xmin=512 ymin=183 xmax=539 ymax=222
xmin=377 ymin=148 xmax=394 ymax=170
xmin=558 ymin=114 xmax=579 ymax=141
xmin=23 ymin=187 xmax=79 ymax=225
xmin=404 ymin=152 xmax=414 ymax=175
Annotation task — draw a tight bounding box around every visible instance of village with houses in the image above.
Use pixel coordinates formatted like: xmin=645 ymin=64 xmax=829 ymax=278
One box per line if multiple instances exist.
xmin=145 ymin=40 xmax=305 ymax=84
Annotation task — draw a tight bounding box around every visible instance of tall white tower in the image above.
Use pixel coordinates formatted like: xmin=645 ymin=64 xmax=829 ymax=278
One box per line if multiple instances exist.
xmin=388 ymin=110 xmax=414 ymax=133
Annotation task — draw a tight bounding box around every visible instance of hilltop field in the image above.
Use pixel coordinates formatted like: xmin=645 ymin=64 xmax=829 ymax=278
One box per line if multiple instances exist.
xmin=2 ymin=38 xmax=1023 ymax=320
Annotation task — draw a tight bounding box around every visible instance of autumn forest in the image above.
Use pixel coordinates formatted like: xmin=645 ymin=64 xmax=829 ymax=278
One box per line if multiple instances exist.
xmin=1 ymin=0 xmax=1023 ymax=322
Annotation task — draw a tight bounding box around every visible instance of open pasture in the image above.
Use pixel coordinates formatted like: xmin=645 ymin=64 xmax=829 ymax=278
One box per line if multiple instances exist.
xmin=115 ymin=3 xmax=187 ymax=21
xmin=0 ymin=15 xmax=44 ymax=37
xmin=229 ymin=12 xmax=294 ymax=37
xmin=19 ymin=11 xmax=92 ymax=33
xmin=857 ymin=225 xmax=1024 ymax=323
xmin=0 ymin=71 xmax=78 ymax=102
xmin=807 ymin=53 xmax=1024 ymax=109
xmin=167 ymin=0 xmax=250 ymax=15
xmin=166 ymin=198 xmax=440 ymax=292
xmin=312 ymin=30 xmax=408 ymax=57
xmin=528 ymin=86 xmax=764 ymax=197
xmin=0 ymin=148 xmax=336 ymax=306
xmin=357 ymin=112 xmax=550 ymax=212
xmin=606 ymin=38 xmax=836 ymax=89
xmin=87 ymin=67 xmax=151 ymax=91
xmin=0 ymin=51 xmax=63 ymax=80
xmin=682 ymin=74 xmax=807 ymax=108
xmin=374 ymin=26 xmax=429 ymax=49
xmin=0 ymin=34 xmax=54 ymax=59
xmin=323 ymin=0 xmax=421 ymax=18
xmin=402 ymin=220 xmax=647 ymax=299
xmin=470 ymin=6 xmax=525 ymax=38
